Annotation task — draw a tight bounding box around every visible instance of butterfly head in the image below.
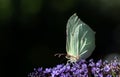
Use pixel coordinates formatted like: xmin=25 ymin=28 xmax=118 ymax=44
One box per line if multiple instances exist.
xmin=66 ymin=53 xmax=80 ymax=63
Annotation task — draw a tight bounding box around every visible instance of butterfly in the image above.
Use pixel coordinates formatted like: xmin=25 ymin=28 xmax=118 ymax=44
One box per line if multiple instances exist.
xmin=65 ymin=13 xmax=95 ymax=63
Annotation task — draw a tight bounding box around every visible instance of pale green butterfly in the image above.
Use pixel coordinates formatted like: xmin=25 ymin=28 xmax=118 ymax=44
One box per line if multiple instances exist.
xmin=65 ymin=13 xmax=95 ymax=62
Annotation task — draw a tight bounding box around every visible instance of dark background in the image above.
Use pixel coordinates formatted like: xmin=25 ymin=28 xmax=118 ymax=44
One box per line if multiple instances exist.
xmin=1 ymin=0 xmax=120 ymax=77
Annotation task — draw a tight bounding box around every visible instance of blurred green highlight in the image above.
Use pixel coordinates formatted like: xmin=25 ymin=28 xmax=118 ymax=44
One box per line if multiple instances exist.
xmin=21 ymin=0 xmax=42 ymax=16
xmin=0 ymin=0 xmax=13 ymax=21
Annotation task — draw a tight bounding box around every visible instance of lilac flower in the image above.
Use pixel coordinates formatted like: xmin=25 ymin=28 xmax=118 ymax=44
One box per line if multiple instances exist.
xmin=37 ymin=67 xmax=43 ymax=72
xmin=28 ymin=57 xmax=120 ymax=77
xmin=103 ymin=60 xmax=109 ymax=65
xmin=82 ymin=63 xmax=87 ymax=69
xmin=96 ymin=59 xmax=102 ymax=67
xmin=96 ymin=67 xmax=101 ymax=73
xmin=44 ymin=68 xmax=51 ymax=73
xmin=91 ymin=67 xmax=96 ymax=74
xmin=103 ymin=65 xmax=110 ymax=72
xmin=106 ymin=74 xmax=112 ymax=77
xmin=70 ymin=66 xmax=76 ymax=72
xmin=56 ymin=64 xmax=64 ymax=69
xmin=51 ymin=70 xmax=59 ymax=76
xmin=89 ymin=59 xmax=95 ymax=67
xmin=98 ymin=73 xmax=103 ymax=77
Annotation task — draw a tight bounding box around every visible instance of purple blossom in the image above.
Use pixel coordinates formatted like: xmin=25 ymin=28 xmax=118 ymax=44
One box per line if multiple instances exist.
xmin=103 ymin=65 xmax=110 ymax=72
xmin=98 ymin=73 xmax=103 ymax=77
xmin=103 ymin=60 xmax=109 ymax=65
xmin=51 ymin=70 xmax=59 ymax=76
xmin=82 ymin=63 xmax=87 ymax=69
xmin=106 ymin=74 xmax=112 ymax=77
xmin=28 ymin=57 xmax=120 ymax=77
xmin=70 ymin=67 xmax=76 ymax=72
xmin=44 ymin=68 xmax=51 ymax=73
xmin=96 ymin=59 xmax=102 ymax=67
xmin=37 ymin=67 xmax=43 ymax=72
xmin=91 ymin=67 xmax=96 ymax=74
xmin=56 ymin=64 xmax=64 ymax=69
xmin=89 ymin=59 xmax=95 ymax=67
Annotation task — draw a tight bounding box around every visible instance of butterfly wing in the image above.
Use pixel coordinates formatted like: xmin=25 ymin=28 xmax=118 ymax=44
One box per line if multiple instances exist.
xmin=66 ymin=13 xmax=95 ymax=60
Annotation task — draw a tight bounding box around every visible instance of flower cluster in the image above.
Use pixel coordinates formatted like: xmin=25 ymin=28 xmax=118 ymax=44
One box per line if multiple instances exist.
xmin=28 ymin=57 xmax=120 ymax=77
xmin=89 ymin=57 xmax=120 ymax=77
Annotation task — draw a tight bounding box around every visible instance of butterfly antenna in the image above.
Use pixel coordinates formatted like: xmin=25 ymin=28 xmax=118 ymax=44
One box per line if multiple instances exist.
xmin=54 ymin=53 xmax=66 ymax=58
xmin=54 ymin=53 xmax=67 ymax=63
